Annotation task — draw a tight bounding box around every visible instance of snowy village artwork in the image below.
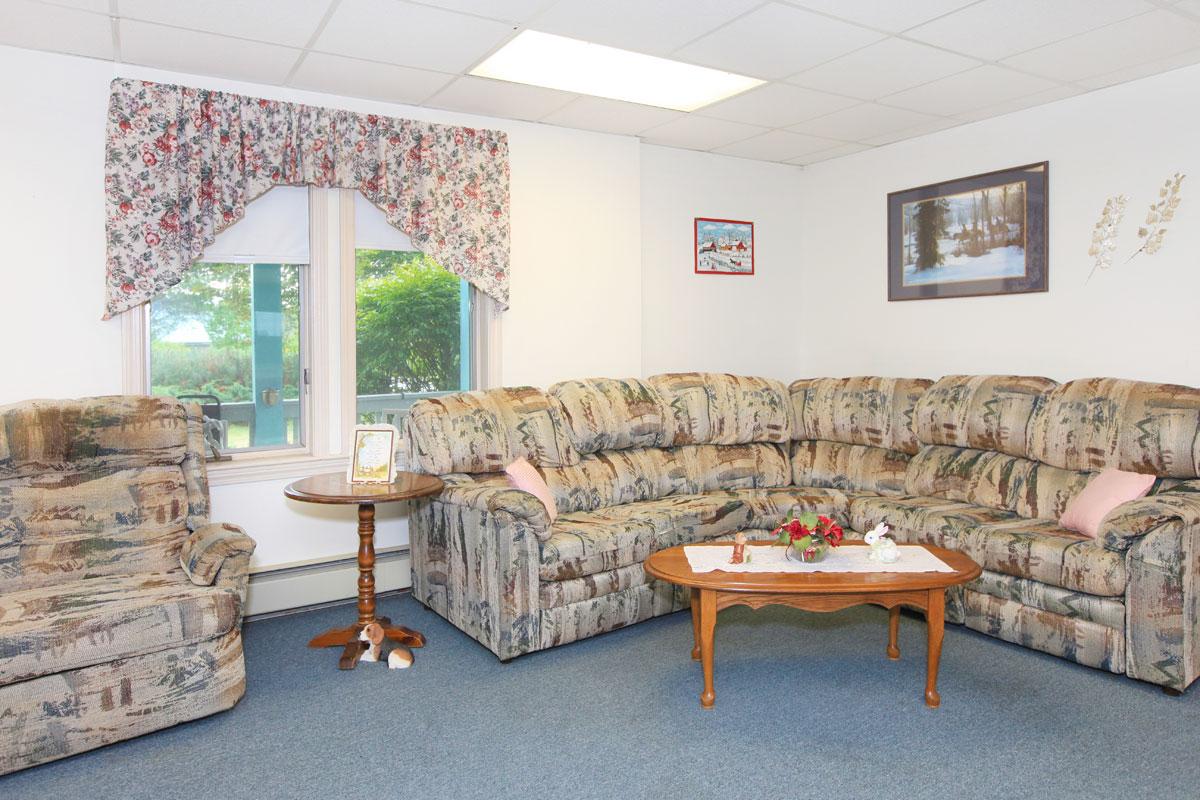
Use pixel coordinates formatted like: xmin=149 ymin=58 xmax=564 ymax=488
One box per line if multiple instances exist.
xmin=694 ymin=218 xmax=754 ymax=275
xmin=888 ymin=162 xmax=1048 ymax=301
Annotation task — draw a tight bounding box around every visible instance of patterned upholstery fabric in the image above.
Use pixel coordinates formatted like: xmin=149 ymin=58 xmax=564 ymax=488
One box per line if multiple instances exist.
xmin=1028 ymin=378 xmax=1200 ymax=478
xmin=648 ymin=373 xmax=792 ymax=446
xmin=547 ymin=378 xmax=670 ymax=453
xmin=913 ymin=375 xmax=1056 ymax=457
xmin=405 ymin=373 xmax=1200 ymax=692
xmin=970 ymin=570 xmax=1125 ymax=631
xmin=906 ymin=445 xmax=1092 ymax=519
xmin=849 ymin=495 xmax=1017 ymax=551
xmin=963 ymin=590 xmax=1124 ymax=673
xmin=960 ymin=519 xmax=1126 ymax=596
xmin=0 ymin=397 xmax=254 ymax=775
xmin=790 ymin=376 xmax=931 ymax=455
xmin=539 ymin=496 xmax=750 ymax=581
xmin=0 ymin=573 xmax=240 ymax=683
xmin=792 ymin=440 xmax=910 ymax=495
xmin=0 ymin=628 xmax=245 ymax=776
xmin=404 ymin=386 xmax=579 ymax=475
xmin=180 ymin=522 xmax=257 ymax=590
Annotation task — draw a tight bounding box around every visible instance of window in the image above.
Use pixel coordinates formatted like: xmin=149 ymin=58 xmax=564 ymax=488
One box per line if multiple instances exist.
xmin=147 ymin=186 xmax=309 ymax=455
xmin=150 ymin=262 xmax=304 ymax=452
xmin=128 ymin=187 xmax=496 ymax=473
xmin=353 ymin=193 xmax=473 ymax=429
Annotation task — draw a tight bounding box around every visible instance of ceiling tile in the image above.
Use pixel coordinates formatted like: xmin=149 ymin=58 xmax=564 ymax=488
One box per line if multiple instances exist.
xmin=640 ymin=116 xmax=768 ymax=150
xmin=316 ymin=0 xmax=515 ymax=73
xmin=789 ymin=38 xmax=979 ymax=100
xmin=697 ymin=82 xmax=858 ymax=128
xmin=859 ymin=117 xmax=960 ymax=146
xmin=532 ymin=0 xmax=761 ymax=55
xmin=882 ymin=65 xmax=1060 ymax=116
xmin=1 ymin=0 xmax=112 ymax=59
xmin=674 ymin=2 xmax=885 ymax=79
xmin=289 ymin=52 xmax=453 ymax=105
xmin=953 ymin=85 xmax=1084 ymax=122
xmin=119 ymin=20 xmax=301 ymax=84
xmin=1002 ymin=9 xmax=1200 ymax=82
xmin=416 ymin=0 xmax=554 ymax=24
xmin=426 ymin=76 xmax=576 ymax=121
xmin=787 ymin=141 xmax=874 ymax=165
xmin=784 ymin=0 xmax=977 ymax=33
xmin=1074 ymin=48 xmax=1200 ymax=90
xmin=906 ymin=0 xmax=1155 ymax=61
xmin=541 ymin=97 xmax=683 ymax=136
xmin=37 ymin=0 xmax=109 ymax=11
xmin=713 ymin=129 xmax=843 ymax=161
xmin=117 ymin=0 xmax=331 ymax=48
xmin=790 ymin=103 xmax=943 ymax=142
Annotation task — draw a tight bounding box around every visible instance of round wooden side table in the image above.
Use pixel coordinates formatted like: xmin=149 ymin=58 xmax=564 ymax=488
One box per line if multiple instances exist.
xmin=284 ymin=471 xmax=444 ymax=669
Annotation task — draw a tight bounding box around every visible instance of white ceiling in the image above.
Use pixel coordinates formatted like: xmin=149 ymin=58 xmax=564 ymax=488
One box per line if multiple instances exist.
xmin=6 ymin=0 xmax=1200 ymax=167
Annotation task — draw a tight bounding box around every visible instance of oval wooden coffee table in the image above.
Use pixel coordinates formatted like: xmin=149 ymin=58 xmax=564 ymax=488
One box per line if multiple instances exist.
xmin=284 ymin=471 xmax=443 ymax=669
xmin=644 ymin=541 xmax=981 ymax=709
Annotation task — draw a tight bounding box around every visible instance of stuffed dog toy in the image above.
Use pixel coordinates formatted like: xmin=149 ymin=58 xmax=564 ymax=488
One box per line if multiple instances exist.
xmin=358 ymin=622 xmax=414 ymax=669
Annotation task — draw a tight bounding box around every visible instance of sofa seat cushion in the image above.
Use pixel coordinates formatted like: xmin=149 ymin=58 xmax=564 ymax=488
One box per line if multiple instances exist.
xmin=0 ymin=572 xmax=241 ymax=684
xmin=849 ymin=495 xmax=1018 ymax=550
xmin=961 ymin=519 xmax=1127 ymax=597
xmin=717 ymin=487 xmax=853 ymax=530
xmin=539 ymin=495 xmax=751 ymax=581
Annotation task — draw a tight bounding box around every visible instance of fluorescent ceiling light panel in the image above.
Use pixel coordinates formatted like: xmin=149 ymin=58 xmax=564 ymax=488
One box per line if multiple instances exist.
xmin=470 ymin=31 xmax=764 ymax=112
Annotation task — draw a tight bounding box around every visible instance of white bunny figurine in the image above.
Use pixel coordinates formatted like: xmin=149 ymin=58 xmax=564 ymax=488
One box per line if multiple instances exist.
xmin=865 ymin=522 xmax=901 ymax=563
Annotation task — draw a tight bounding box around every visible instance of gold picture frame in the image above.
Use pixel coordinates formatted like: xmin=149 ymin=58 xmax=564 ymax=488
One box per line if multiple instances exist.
xmin=347 ymin=424 xmax=398 ymax=484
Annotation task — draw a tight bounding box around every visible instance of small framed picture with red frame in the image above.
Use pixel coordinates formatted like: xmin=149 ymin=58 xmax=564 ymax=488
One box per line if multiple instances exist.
xmin=695 ymin=217 xmax=754 ymax=275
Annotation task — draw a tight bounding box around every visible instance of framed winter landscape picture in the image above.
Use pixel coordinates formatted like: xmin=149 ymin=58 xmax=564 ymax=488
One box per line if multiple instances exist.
xmin=887 ymin=162 xmax=1048 ymax=301
xmin=695 ymin=217 xmax=754 ymax=275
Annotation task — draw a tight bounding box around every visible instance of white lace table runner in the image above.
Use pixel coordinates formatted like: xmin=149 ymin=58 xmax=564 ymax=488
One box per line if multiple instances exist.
xmin=683 ymin=545 xmax=955 ymax=574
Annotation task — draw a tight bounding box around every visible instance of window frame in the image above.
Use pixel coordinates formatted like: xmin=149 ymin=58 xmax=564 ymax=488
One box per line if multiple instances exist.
xmin=120 ymin=187 xmax=501 ymax=485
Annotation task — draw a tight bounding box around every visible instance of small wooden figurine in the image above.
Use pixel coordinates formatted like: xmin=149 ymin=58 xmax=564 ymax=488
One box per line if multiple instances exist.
xmin=358 ymin=621 xmax=415 ymax=669
xmin=730 ymin=531 xmax=747 ymax=564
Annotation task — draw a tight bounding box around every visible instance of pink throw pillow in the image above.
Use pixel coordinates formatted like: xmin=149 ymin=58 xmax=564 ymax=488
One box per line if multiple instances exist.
xmin=505 ymin=458 xmax=557 ymax=524
xmin=1060 ymin=468 xmax=1156 ymax=538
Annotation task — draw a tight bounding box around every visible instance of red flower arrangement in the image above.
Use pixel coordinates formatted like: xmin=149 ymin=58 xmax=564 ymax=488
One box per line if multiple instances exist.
xmin=772 ymin=511 xmax=844 ymax=563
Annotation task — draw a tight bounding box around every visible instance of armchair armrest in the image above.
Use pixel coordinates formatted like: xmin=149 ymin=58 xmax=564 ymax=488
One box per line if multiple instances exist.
xmin=440 ymin=474 xmax=553 ymax=540
xmin=181 ymin=522 xmax=257 ymax=587
xmin=1098 ymin=493 xmax=1200 ymax=552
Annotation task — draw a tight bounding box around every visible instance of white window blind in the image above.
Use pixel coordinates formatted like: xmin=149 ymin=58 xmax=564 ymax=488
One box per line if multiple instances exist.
xmin=200 ymin=185 xmax=310 ymax=264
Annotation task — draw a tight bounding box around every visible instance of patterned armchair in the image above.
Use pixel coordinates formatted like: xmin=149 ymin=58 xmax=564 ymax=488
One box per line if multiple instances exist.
xmin=0 ymin=396 xmax=256 ymax=774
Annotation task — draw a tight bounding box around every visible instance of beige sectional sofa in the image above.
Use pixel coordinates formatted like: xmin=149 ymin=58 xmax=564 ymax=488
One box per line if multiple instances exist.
xmin=402 ymin=373 xmax=1200 ymax=693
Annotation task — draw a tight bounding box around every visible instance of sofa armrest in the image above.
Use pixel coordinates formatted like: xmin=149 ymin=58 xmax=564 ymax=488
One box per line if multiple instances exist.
xmin=181 ymin=522 xmax=257 ymax=589
xmin=1097 ymin=494 xmax=1200 ymax=552
xmin=440 ymin=474 xmax=553 ymax=540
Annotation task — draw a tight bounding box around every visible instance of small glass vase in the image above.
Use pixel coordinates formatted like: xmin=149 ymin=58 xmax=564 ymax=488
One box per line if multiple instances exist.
xmin=784 ymin=535 xmax=830 ymax=563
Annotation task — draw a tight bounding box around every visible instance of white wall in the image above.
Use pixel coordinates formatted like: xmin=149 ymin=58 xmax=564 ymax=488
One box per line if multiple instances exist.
xmin=796 ymin=63 xmax=1200 ymax=385
xmin=0 ymin=45 xmax=642 ymax=576
xmin=640 ymin=145 xmax=804 ymax=383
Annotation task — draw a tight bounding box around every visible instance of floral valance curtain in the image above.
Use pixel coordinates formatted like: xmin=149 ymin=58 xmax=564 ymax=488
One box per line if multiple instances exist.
xmin=103 ymin=78 xmax=510 ymax=319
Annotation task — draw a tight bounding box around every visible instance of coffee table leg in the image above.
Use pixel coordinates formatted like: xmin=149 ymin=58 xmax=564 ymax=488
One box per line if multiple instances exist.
xmin=925 ymin=588 xmax=945 ymax=708
xmin=887 ymin=605 xmax=901 ymax=660
xmin=698 ymin=589 xmax=717 ymax=709
xmin=690 ymin=588 xmax=701 ymax=661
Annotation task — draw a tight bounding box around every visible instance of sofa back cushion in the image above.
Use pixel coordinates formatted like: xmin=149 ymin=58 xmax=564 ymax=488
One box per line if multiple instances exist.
xmin=913 ymin=374 xmax=1056 ymax=458
xmin=1029 ymin=378 xmax=1200 ymax=478
xmin=648 ymin=373 xmax=792 ymax=446
xmin=547 ymin=377 xmax=670 ymax=454
xmin=0 ymin=396 xmax=201 ymax=593
xmin=791 ymin=377 xmax=930 ymax=455
xmin=791 ymin=440 xmax=910 ymax=495
xmin=404 ymin=387 xmax=579 ymax=474
xmin=906 ymin=444 xmax=1093 ymax=520
xmin=788 ymin=377 xmax=930 ymax=495
xmin=539 ymin=443 xmax=790 ymax=514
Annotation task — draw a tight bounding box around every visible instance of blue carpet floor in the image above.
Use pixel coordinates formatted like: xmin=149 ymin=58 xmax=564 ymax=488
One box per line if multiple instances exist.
xmin=3 ymin=594 xmax=1198 ymax=800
